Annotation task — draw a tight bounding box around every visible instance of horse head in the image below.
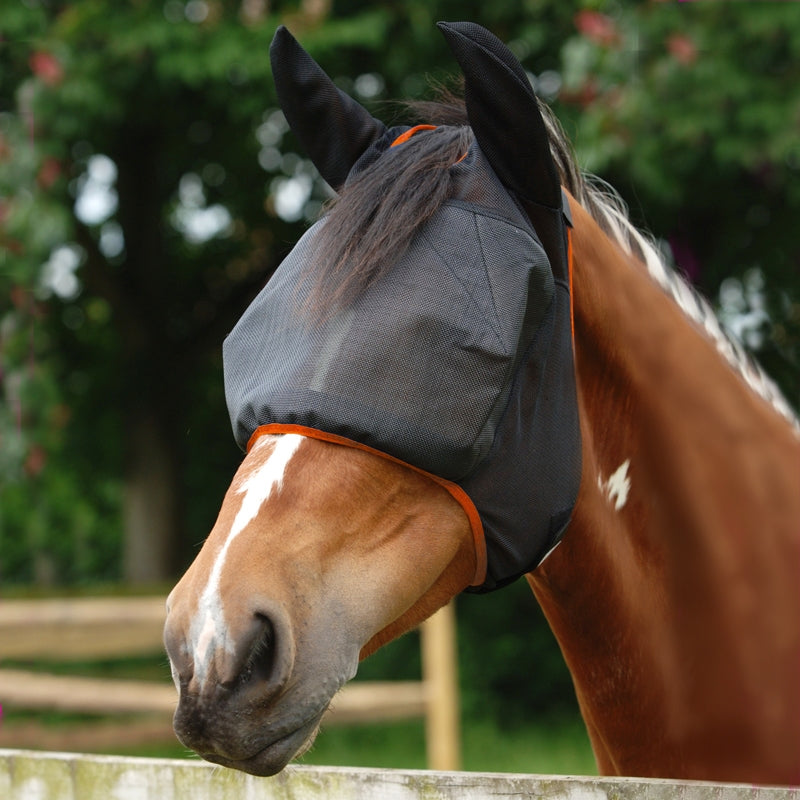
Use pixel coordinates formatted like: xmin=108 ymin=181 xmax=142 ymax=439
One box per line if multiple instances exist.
xmin=164 ymin=432 xmax=475 ymax=774
xmin=164 ymin=21 xmax=580 ymax=776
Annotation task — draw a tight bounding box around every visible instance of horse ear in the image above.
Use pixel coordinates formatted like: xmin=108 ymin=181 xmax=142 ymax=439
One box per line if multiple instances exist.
xmin=437 ymin=21 xmax=561 ymax=209
xmin=270 ymin=26 xmax=387 ymax=191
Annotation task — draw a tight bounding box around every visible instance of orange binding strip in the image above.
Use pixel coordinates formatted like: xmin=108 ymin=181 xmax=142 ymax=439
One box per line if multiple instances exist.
xmin=390 ymin=124 xmax=437 ymax=148
xmin=248 ymin=422 xmax=488 ymax=588
xmin=567 ymin=225 xmax=575 ymax=344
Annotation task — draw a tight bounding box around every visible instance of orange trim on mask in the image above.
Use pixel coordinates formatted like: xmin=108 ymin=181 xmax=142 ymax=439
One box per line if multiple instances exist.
xmin=390 ymin=124 xmax=437 ymax=148
xmin=567 ymin=225 xmax=575 ymax=344
xmin=247 ymin=422 xmax=488 ymax=588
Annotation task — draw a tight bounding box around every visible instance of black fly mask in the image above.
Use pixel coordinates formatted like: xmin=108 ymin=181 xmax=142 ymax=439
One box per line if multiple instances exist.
xmin=224 ymin=22 xmax=582 ymax=592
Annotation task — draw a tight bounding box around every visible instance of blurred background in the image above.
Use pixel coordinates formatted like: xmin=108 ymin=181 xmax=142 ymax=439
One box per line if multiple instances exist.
xmin=1 ymin=0 xmax=798 ymax=774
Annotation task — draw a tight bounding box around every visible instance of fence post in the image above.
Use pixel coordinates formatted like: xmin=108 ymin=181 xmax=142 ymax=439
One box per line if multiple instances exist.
xmin=420 ymin=602 xmax=460 ymax=771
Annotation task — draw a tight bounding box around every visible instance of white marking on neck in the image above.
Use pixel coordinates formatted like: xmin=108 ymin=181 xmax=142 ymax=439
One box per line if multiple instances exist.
xmin=190 ymin=433 xmax=304 ymax=687
xmin=598 ymin=458 xmax=631 ymax=512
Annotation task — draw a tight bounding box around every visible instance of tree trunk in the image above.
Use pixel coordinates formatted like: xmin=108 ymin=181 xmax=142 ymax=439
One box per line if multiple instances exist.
xmin=111 ymin=116 xmax=185 ymax=585
xmin=123 ymin=410 xmax=179 ymax=583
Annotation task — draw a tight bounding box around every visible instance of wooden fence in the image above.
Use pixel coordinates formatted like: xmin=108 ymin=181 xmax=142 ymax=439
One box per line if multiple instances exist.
xmin=2 ymin=750 xmax=797 ymax=800
xmin=0 ymin=596 xmax=460 ymax=768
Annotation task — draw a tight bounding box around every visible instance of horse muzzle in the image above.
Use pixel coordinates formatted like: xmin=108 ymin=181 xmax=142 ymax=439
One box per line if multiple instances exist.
xmin=164 ymin=600 xmax=308 ymax=774
xmin=163 ymin=593 xmax=355 ymax=775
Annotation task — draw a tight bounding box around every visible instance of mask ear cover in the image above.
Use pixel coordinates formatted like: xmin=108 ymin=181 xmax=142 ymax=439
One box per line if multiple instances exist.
xmin=270 ymin=26 xmax=387 ymax=191
xmin=437 ymin=22 xmax=570 ymax=285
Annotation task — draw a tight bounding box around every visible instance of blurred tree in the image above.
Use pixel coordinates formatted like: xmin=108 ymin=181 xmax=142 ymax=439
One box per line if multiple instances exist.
xmin=557 ymin=2 xmax=800 ymax=402
xmin=1 ymin=0 xmax=392 ymax=582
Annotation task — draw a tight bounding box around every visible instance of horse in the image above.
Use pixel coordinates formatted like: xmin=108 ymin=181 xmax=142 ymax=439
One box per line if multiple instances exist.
xmin=163 ymin=22 xmax=800 ymax=784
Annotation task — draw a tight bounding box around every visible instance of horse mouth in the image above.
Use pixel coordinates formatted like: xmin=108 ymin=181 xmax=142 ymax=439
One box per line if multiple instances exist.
xmin=198 ymin=713 xmax=324 ymax=777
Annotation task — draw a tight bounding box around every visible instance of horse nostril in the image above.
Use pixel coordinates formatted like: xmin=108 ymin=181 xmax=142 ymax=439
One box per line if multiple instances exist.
xmin=166 ymin=598 xmax=295 ymax=704
xmin=235 ymin=614 xmax=276 ymax=689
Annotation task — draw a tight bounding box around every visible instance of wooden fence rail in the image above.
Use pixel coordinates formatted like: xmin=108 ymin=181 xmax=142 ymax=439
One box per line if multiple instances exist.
xmin=2 ymin=750 xmax=797 ymax=800
xmin=0 ymin=597 xmax=459 ymax=768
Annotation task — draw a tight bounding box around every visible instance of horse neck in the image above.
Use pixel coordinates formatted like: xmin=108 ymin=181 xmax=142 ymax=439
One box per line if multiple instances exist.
xmin=528 ymin=198 xmax=800 ymax=780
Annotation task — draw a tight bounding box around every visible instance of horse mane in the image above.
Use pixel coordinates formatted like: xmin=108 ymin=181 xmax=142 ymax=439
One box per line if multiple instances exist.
xmin=307 ymin=121 xmax=472 ymax=312
xmin=308 ymin=94 xmax=798 ymax=429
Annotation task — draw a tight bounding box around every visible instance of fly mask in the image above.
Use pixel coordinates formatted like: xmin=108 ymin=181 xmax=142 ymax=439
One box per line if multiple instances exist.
xmin=223 ymin=22 xmax=582 ymax=591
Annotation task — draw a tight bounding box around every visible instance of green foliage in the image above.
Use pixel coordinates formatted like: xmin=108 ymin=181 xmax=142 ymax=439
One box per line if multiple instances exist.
xmin=557 ymin=2 xmax=800 ymax=404
xmin=458 ymin=583 xmax=580 ymax=727
xmin=1 ymin=0 xmax=300 ymax=584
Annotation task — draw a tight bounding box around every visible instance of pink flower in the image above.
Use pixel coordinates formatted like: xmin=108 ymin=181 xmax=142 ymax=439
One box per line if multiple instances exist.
xmin=37 ymin=157 xmax=62 ymax=189
xmin=575 ymin=11 xmax=621 ymax=48
xmin=560 ymin=79 xmax=600 ymax=108
xmin=667 ymin=34 xmax=698 ymax=65
xmin=25 ymin=445 xmax=47 ymax=478
xmin=29 ymin=51 xmax=64 ymax=86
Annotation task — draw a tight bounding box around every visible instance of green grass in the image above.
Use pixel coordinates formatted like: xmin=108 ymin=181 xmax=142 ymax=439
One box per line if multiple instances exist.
xmin=465 ymin=717 xmax=596 ymax=775
xmin=300 ymin=716 xmax=596 ymax=775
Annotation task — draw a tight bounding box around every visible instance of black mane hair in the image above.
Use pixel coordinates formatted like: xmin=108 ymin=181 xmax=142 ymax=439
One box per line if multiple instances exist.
xmin=306 ymin=117 xmax=471 ymax=313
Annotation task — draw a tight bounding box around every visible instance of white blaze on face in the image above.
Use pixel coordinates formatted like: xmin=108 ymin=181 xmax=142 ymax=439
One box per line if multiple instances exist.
xmin=598 ymin=458 xmax=631 ymax=512
xmin=189 ymin=433 xmax=304 ymax=688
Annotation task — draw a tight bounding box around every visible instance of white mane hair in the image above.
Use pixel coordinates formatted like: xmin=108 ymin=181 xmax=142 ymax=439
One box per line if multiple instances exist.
xmin=539 ymin=102 xmax=799 ymax=432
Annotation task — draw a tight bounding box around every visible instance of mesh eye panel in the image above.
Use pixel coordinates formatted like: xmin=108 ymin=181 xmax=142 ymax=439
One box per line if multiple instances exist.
xmin=224 ymin=201 xmax=552 ymax=482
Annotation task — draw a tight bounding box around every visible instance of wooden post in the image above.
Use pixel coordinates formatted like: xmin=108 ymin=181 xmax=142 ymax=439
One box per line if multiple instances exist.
xmin=420 ymin=602 xmax=460 ymax=771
